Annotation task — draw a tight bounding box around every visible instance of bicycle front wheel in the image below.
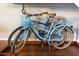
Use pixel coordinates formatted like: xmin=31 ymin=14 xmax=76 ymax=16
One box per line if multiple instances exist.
xmin=11 ymin=29 xmax=30 ymax=54
xmin=8 ymin=26 xmax=23 ymax=47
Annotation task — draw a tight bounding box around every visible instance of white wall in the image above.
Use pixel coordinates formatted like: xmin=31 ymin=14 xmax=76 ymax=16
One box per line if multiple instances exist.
xmin=0 ymin=3 xmax=79 ymax=41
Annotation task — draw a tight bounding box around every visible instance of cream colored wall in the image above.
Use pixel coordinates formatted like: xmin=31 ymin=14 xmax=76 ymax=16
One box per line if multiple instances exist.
xmin=0 ymin=4 xmax=21 ymax=38
xmin=0 ymin=3 xmax=79 ymax=41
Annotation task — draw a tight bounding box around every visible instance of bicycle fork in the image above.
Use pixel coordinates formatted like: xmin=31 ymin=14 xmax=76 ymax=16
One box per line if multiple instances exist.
xmin=46 ymin=23 xmax=54 ymax=52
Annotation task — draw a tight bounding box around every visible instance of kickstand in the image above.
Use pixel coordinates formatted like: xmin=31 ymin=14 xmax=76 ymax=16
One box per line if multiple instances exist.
xmin=48 ymin=41 xmax=51 ymax=53
xmin=48 ymin=45 xmax=51 ymax=53
xmin=41 ymin=41 xmax=44 ymax=48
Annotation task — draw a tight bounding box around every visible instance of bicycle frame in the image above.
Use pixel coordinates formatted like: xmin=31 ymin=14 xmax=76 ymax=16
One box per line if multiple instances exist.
xmin=21 ymin=16 xmax=66 ymax=42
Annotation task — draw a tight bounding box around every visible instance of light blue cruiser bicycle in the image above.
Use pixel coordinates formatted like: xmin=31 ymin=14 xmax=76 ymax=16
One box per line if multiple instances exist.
xmin=8 ymin=4 xmax=74 ymax=54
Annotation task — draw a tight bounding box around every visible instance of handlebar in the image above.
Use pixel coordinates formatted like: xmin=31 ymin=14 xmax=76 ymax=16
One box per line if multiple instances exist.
xmin=27 ymin=12 xmax=56 ymax=17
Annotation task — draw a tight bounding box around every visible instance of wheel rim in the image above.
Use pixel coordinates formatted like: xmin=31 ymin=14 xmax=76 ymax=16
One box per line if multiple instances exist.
xmin=51 ymin=27 xmax=66 ymax=46
xmin=11 ymin=30 xmax=29 ymax=54
xmin=9 ymin=30 xmax=21 ymax=47
xmin=51 ymin=26 xmax=73 ymax=49
xmin=8 ymin=26 xmax=23 ymax=47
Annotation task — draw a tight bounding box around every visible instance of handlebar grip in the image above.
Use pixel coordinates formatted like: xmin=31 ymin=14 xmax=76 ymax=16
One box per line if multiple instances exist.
xmin=27 ymin=13 xmax=42 ymax=16
xmin=32 ymin=14 xmax=42 ymax=16
xmin=40 ymin=12 xmax=48 ymax=14
xmin=32 ymin=12 xmax=48 ymax=16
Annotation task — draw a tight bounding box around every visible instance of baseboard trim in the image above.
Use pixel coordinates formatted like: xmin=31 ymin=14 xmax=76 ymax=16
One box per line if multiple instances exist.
xmin=26 ymin=41 xmax=76 ymax=45
xmin=0 ymin=40 xmax=77 ymax=45
xmin=75 ymin=42 xmax=79 ymax=46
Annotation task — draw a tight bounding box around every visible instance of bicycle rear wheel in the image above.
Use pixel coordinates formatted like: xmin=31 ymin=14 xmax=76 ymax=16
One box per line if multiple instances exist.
xmin=11 ymin=29 xmax=30 ymax=54
xmin=51 ymin=26 xmax=73 ymax=49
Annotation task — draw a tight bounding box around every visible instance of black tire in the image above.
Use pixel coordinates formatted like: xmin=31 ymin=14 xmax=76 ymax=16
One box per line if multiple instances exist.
xmin=11 ymin=29 xmax=30 ymax=54
xmin=8 ymin=26 xmax=23 ymax=47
